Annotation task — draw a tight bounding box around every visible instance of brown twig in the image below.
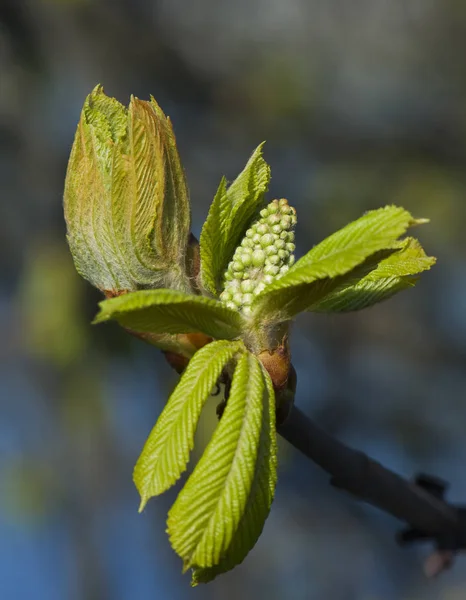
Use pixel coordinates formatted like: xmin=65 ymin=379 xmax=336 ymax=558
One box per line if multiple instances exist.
xmin=277 ymin=404 xmax=466 ymax=576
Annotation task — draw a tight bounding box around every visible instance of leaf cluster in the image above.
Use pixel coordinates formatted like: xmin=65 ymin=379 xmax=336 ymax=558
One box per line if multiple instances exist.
xmin=64 ymin=87 xmax=436 ymax=584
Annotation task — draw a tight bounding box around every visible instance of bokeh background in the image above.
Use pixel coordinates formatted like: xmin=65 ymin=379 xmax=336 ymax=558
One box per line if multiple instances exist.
xmin=1 ymin=1 xmax=466 ymax=599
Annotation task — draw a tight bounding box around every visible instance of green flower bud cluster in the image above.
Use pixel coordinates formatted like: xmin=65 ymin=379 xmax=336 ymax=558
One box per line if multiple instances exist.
xmin=220 ymin=199 xmax=296 ymax=314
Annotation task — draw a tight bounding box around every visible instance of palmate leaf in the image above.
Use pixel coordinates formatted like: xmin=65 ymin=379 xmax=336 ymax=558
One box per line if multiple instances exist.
xmin=308 ymin=237 xmax=436 ymax=312
xmin=93 ymin=289 xmax=244 ymax=340
xmin=200 ymin=144 xmax=271 ymax=294
xmin=134 ymin=340 xmax=244 ymax=509
xmin=192 ymin=363 xmax=277 ymax=585
xmin=167 ymin=352 xmax=277 ymax=580
xmin=251 ymin=205 xmax=425 ymax=322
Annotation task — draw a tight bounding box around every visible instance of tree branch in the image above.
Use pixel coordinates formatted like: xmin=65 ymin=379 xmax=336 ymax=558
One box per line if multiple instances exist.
xmin=277 ymin=404 xmax=466 ymax=576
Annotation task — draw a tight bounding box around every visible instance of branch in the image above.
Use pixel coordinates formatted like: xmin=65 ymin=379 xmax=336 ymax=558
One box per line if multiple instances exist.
xmin=277 ymin=404 xmax=466 ymax=576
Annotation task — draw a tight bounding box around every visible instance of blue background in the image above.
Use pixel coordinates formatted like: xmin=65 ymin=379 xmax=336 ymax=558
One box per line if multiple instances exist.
xmin=1 ymin=1 xmax=466 ymax=598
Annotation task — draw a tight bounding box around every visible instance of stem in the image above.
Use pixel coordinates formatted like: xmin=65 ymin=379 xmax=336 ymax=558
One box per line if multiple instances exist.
xmin=277 ymin=405 xmax=466 ymax=571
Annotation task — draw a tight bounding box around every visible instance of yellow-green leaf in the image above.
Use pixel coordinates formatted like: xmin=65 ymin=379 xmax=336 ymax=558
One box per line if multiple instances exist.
xmin=308 ymin=237 xmax=436 ymax=312
xmin=93 ymin=289 xmax=244 ymax=340
xmin=191 ymin=363 xmax=277 ymax=584
xmin=64 ymin=85 xmax=191 ymax=294
xmin=200 ymin=144 xmax=270 ymax=294
xmin=167 ymin=352 xmax=277 ymax=576
xmin=134 ymin=340 xmax=244 ymax=509
xmin=251 ymin=205 xmax=425 ymax=322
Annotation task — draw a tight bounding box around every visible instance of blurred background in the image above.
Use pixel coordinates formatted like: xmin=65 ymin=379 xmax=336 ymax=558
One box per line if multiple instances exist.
xmin=1 ymin=1 xmax=466 ymax=598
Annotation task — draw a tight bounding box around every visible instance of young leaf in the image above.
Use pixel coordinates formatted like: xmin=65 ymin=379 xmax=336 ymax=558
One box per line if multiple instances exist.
xmin=308 ymin=237 xmax=436 ymax=312
xmin=134 ymin=340 xmax=244 ymax=509
xmin=191 ymin=363 xmax=277 ymax=585
xmin=251 ymin=205 xmax=424 ymax=322
xmin=200 ymin=144 xmax=271 ymax=294
xmin=113 ymin=96 xmax=191 ymax=290
xmin=64 ymin=86 xmax=191 ymax=295
xmin=93 ymin=289 xmax=244 ymax=340
xmin=64 ymin=87 xmax=131 ymax=292
xmin=198 ymin=177 xmax=228 ymax=295
xmin=167 ymin=352 xmax=277 ymax=576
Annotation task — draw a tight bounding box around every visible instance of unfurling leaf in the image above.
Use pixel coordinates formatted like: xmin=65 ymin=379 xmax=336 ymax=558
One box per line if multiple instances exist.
xmin=93 ymin=289 xmax=244 ymax=340
xmin=191 ymin=363 xmax=277 ymax=584
xmin=64 ymin=85 xmax=191 ymax=295
xmin=308 ymin=237 xmax=436 ymax=312
xmin=200 ymin=144 xmax=271 ymax=294
xmin=251 ymin=205 xmax=425 ymax=322
xmin=167 ymin=352 xmax=277 ymax=582
xmin=134 ymin=340 xmax=244 ymax=509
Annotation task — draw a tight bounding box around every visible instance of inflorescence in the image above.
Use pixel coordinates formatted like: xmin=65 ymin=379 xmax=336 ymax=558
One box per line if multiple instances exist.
xmin=220 ymin=199 xmax=297 ymax=314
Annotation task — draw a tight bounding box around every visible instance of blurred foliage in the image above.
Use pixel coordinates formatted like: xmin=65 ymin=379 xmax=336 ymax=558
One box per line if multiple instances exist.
xmin=18 ymin=241 xmax=88 ymax=366
xmin=2 ymin=458 xmax=60 ymax=523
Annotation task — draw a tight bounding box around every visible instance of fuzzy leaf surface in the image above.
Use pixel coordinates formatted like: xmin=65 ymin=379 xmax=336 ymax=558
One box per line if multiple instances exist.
xmin=64 ymin=86 xmax=191 ymax=294
xmin=93 ymin=289 xmax=244 ymax=340
xmin=64 ymin=87 xmax=130 ymax=291
xmin=200 ymin=144 xmax=270 ymax=294
xmin=308 ymin=237 xmax=436 ymax=312
xmin=251 ymin=205 xmax=423 ymax=322
xmin=134 ymin=340 xmax=244 ymax=509
xmin=167 ymin=352 xmax=277 ymax=577
xmin=191 ymin=364 xmax=277 ymax=584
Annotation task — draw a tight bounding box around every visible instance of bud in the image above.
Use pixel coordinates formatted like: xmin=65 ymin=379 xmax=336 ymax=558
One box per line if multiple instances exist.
xmin=258 ymin=343 xmax=291 ymax=391
xmin=64 ymin=85 xmax=191 ymax=295
xmin=219 ymin=199 xmax=296 ymax=314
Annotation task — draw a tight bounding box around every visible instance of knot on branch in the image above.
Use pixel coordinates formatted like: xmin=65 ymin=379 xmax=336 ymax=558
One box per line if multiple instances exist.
xmin=397 ymin=474 xmax=466 ymax=577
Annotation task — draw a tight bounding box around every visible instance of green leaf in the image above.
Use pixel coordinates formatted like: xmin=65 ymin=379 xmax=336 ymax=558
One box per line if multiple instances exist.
xmin=64 ymin=86 xmax=191 ymax=295
xmin=147 ymin=97 xmax=191 ymax=277
xmin=251 ymin=205 xmax=424 ymax=322
xmin=134 ymin=340 xmax=244 ymax=509
xmin=200 ymin=144 xmax=271 ymax=294
xmin=93 ymin=289 xmax=244 ymax=340
xmin=191 ymin=363 xmax=277 ymax=584
xmin=64 ymin=87 xmax=130 ymax=292
xmin=308 ymin=237 xmax=436 ymax=312
xmin=167 ymin=352 xmax=277 ymax=578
